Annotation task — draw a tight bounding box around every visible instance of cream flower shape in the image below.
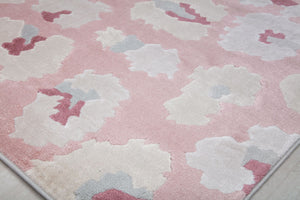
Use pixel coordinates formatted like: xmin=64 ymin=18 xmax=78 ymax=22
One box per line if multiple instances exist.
xmin=124 ymin=44 xmax=180 ymax=79
xmin=32 ymin=0 xmax=111 ymax=28
xmin=131 ymin=0 xmax=227 ymax=40
xmin=0 ymin=17 xmax=73 ymax=82
xmin=280 ymin=74 xmax=300 ymax=114
xmin=10 ymin=70 xmax=129 ymax=147
xmin=27 ymin=139 xmax=171 ymax=200
xmin=186 ymin=125 xmax=299 ymax=193
xmin=239 ymin=0 xmax=298 ymax=7
xmin=281 ymin=4 xmax=300 ymax=18
xmin=95 ymin=27 xmax=180 ymax=79
xmin=240 ymin=0 xmax=273 ymax=7
xmin=164 ymin=65 xmax=261 ymax=125
xmin=219 ymin=13 xmax=300 ymax=61
xmin=0 ymin=0 xmax=24 ymax=3
xmin=95 ymin=27 xmax=126 ymax=49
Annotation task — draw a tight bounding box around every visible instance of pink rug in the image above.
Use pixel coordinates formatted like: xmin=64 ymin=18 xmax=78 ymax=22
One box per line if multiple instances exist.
xmin=1 ymin=0 xmax=300 ymax=199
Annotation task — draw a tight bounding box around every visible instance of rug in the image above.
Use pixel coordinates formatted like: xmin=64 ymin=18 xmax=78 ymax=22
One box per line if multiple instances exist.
xmin=0 ymin=0 xmax=300 ymax=199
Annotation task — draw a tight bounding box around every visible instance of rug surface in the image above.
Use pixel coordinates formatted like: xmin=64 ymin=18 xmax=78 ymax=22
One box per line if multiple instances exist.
xmin=0 ymin=0 xmax=300 ymax=199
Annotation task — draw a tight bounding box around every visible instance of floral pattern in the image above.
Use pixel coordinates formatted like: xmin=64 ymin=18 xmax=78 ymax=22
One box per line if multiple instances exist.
xmin=0 ymin=0 xmax=300 ymax=200
xmin=186 ymin=125 xmax=299 ymax=193
xmin=131 ymin=0 xmax=227 ymax=40
xmin=32 ymin=0 xmax=111 ymax=28
xmin=27 ymin=139 xmax=170 ymax=199
xmin=0 ymin=18 xmax=74 ymax=81
xmin=10 ymin=70 xmax=129 ymax=147
xmin=280 ymin=74 xmax=300 ymax=114
xmin=96 ymin=27 xmax=180 ymax=78
xmin=164 ymin=65 xmax=261 ymax=125
xmin=219 ymin=13 xmax=300 ymax=61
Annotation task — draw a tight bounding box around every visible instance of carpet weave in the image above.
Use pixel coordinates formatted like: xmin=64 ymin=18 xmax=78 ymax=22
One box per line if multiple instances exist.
xmin=0 ymin=0 xmax=300 ymax=199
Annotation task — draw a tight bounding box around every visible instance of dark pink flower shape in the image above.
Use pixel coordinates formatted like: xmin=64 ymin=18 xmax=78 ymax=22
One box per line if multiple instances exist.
xmin=41 ymin=10 xmax=72 ymax=22
xmin=242 ymin=160 xmax=271 ymax=195
xmin=2 ymin=36 xmax=46 ymax=55
xmin=259 ymin=29 xmax=285 ymax=44
xmin=166 ymin=3 xmax=210 ymax=25
xmin=39 ymin=88 xmax=84 ymax=126
xmin=92 ymin=189 xmax=146 ymax=200
xmin=272 ymin=0 xmax=298 ymax=6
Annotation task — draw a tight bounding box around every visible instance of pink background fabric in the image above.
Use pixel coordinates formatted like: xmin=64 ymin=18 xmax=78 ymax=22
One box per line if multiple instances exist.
xmin=0 ymin=0 xmax=300 ymax=199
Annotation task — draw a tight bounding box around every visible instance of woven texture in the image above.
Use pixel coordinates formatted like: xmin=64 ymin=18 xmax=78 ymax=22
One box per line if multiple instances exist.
xmin=0 ymin=0 xmax=300 ymax=199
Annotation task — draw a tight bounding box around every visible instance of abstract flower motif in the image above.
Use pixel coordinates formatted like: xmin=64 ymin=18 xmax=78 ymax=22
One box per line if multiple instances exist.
xmin=0 ymin=0 xmax=24 ymax=3
xmin=96 ymin=28 xmax=180 ymax=79
xmin=242 ymin=146 xmax=279 ymax=166
xmin=164 ymin=65 xmax=261 ymax=125
xmin=245 ymin=125 xmax=300 ymax=157
xmin=259 ymin=30 xmax=285 ymax=44
xmin=186 ymin=137 xmax=255 ymax=193
xmin=10 ymin=70 xmax=129 ymax=147
xmin=242 ymin=160 xmax=271 ymax=195
xmin=75 ymin=172 xmax=152 ymax=200
xmin=281 ymin=4 xmax=300 ymax=17
xmin=240 ymin=0 xmax=298 ymax=7
xmin=21 ymin=24 xmax=39 ymax=44
xmin=0 ymin=17 xmax=73 ymax=82
xmin=96 ymin=27 xmax=127 ymax=50
xmin=111 ymin=35 xmax=145 ymax=53
xmin=186 ymin=125 xmax=299 ymax=194
xmin=163 ymin=2 xmax=210 ymax=25
xmin=2 ymin=35 xmax=46 ymax=55
xmin=280 ymin=74 xmax=300 ymax=114
xmin=38 ymin=81 xmax=100 ymax=126
xmin=219 ymin=13 xmax=300 ymax=61
xmin=27 ymin=139 xmax=171 ymax=200
xmin=92 ymin=189 xmax=146 ymax=200
xmin=124 ymin=44 xmax=180 ymax=79
xmin=32 ymin=0 xmax=111 ymax=28
xmin=271 ymin=0 xmax=298 ymax=6
xmin=240 ymin=0 xmax=272 ymax=7
xmin=41 ymin=10 xmax=72 ymax=22
xmin=131 ymin=0 xmax=227 ymax=40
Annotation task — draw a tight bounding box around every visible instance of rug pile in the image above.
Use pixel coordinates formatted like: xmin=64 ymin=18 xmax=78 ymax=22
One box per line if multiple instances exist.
xmin=0 ymin=0 xmax=300 ymax=199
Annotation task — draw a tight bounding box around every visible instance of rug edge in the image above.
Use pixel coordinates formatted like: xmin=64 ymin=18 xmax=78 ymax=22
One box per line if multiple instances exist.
xmin=0 ymin=153 xmax=53 ymax=200
xmin=244 ymin=138 xmax=300 ymax=200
